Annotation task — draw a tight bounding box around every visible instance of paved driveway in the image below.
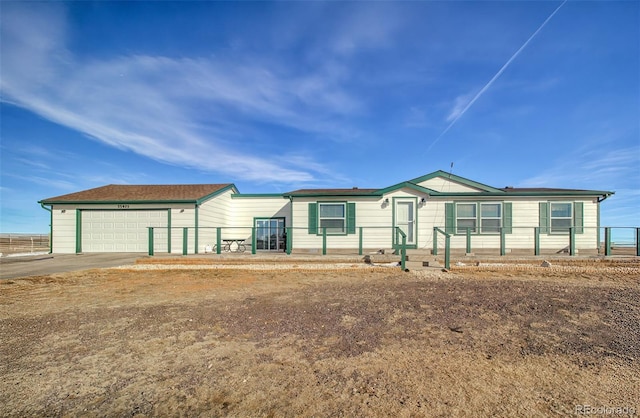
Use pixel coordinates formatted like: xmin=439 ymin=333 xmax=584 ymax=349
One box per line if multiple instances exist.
xmin=0 ymin=253 xmax=142 ymax=280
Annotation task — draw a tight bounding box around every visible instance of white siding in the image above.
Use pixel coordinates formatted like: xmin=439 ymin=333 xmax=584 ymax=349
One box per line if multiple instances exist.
xmin=417 ymin=177 xmax=482 ymax=193
xmin=169 ymin=205 xmax=196 ymax=254
xmin=198 ymin=188 xmax=234 ymax=252
xmin=51 ymin=205 xmax=77 ymax=254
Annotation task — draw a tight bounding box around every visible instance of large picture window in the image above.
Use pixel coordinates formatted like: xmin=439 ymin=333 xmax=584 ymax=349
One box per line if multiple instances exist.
xmin=319 ymin=203 xmax=346 ymax=234
xmin=455 ymin=202 xmax=503 ymax=234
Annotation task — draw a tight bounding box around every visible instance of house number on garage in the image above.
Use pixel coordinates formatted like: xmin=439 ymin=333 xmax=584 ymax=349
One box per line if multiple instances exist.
xmin=117 ymin=204 xmax=130 ymax=209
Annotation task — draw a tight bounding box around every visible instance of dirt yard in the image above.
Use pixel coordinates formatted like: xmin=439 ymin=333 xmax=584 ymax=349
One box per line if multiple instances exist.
xmin=1 ymin=260 xmax=639 ymax=417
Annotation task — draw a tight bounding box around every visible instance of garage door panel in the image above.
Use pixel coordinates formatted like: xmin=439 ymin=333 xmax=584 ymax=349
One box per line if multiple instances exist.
xmin=82 ymin=210 xmax=168 ymax=252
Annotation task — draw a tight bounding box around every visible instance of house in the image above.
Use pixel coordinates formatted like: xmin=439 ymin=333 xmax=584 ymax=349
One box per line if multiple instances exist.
xmin=39 ymin=171 xmax=614 ymax=255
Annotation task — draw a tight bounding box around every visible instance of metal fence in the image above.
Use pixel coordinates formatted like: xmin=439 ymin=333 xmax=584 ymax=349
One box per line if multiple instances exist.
xmin=147 ymin=225 xmax=639 ymax=259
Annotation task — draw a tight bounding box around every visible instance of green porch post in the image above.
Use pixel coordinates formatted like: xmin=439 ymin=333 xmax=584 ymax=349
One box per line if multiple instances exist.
xmin=636 ymin=228 xmax=640 ymax=257
xmin=182 ymin=228 xmax=188 ymax=255
xmin=358 ymin=227 xmax=363 ymax=256
xmin=322 ymin=227 xmax=327 ymax=255
xmin=400 ymin=233 xmax=406 ymax=271
xmin=286 ymin=227 xmax=292 ymax=255
xmin=534 ymin=227 xmax=540 ymax=256
xmin=569 ymin=227 xmax=575 ymax=256
xmin=444 ymin=233 xmax=451 ymax=270
xmin=216 ymin=227 xmax=222 ymax=254
xmin=251 ymin=227 xmax=256 ymax=255
xmin=148 ymin=227 xmax=154 ymax=256
xmin=604 ymin=227 xmax=611 ymax=256
xmin=500 ymin=227 xmax=506 ymax=256
xmin=466 ymin=227 xmax=471 ymax=254
xmin=433 ymin=227 xmax=438 ymax=256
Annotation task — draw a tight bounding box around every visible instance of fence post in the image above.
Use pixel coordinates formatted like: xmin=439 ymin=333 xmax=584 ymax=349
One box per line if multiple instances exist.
xmin=433 ymin=227 xmax=438 ymax=256
xmin=569 ymin=227 xmax=575 ymax=256
xmin=251 ymin=227 xmax=256 ymax=255
xmin=216 ymin=227 xmax=222 ymax=254
xmin=500 ymin=227 xmax=506 ymax=256
xmin=444 ymin=233 xmax=450 ymax=270
xmin=466 ymin=228 xmax=471 ymax=254
xmin=604 ymin=227 xmax=611 ymax=256
xmin=322 ymin=227 xmax=327 ymax=255
xmin=534 ymin=227 xmax=540 ymax=256
xmin=636 ymin=228 xmax=640 ymax=257
xmin=401 ymin=233 xmax=406 ymax=271
xmin=182 ymin=228 xmax=188 ymax=255
xmin=286 ymin=227 xmax=292 ymax=255
xmin=148 ymin=227 xmax=154 ymax=256
xmin=358 ymin=227 xmax=363 ymax=256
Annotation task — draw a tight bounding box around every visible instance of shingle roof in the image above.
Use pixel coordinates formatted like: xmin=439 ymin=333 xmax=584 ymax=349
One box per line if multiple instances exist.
xmin=285 ymin=188 xmax=379 ymax=196
xmin=41 ymin=184 xmax=233 ymax=203
xmin=500 ymin=187 xmax=595 ymax=193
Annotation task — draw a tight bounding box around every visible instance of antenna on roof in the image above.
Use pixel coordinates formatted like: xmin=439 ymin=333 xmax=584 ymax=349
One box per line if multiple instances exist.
xmin=449 ymin=162 xmax=454 ymax=177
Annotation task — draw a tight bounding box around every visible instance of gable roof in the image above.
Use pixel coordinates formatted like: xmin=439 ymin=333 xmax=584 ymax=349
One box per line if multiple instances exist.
xmin=408 ymin=170 xmax=505 ymax=193
xmin=40 ymin=184 xmax=237 ymax=204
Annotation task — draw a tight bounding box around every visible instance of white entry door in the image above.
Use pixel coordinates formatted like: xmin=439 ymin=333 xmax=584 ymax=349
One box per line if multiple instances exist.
xmin=395 ymin=200 xmax=416 ymax=245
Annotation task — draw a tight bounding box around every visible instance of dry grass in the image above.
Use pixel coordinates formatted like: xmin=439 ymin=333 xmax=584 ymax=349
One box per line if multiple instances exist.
xmin=1 ymin=264 xmax=638 ymax=417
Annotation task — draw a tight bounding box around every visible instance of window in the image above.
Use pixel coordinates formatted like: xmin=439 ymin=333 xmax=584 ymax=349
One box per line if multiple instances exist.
xmin=319 ymin=203 xmax=346 ymax=234
xmin=480 ymin=203 xmax=501 ymax=233
xmin=452 ymin=202 xmax=506 ymax=234
xmin=308 ymin=202 xmax=356 ymax=235
xmin=550 ymin=202 xmax=572 ymax=233
xmin=456 ymin=203 xmax=477 ymax=234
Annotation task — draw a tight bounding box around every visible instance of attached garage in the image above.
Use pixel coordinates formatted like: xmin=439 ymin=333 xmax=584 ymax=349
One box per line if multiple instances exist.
xmin=80 ymin=210 xmax=168 ymax=252
xmin=39 ymin=183 xmax=236 ymax=254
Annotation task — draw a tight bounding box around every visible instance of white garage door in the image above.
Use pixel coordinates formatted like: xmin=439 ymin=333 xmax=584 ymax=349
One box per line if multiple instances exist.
xmin=82 ymin=210 xmax=168 ymax=252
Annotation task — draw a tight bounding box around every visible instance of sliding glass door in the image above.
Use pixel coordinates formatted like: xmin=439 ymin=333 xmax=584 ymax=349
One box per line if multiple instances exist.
xmin=255 ymin=218 xmax=285 ymax=251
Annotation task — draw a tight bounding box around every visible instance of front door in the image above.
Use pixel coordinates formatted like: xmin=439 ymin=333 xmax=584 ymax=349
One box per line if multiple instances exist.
xmin=255 ymin=218 xmax=285 ymax=251
xmin=395 ymin=200 xmax=416 ymax=246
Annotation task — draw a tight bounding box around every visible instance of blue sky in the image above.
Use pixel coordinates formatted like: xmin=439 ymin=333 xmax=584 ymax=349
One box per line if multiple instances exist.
xmin=1 ymin=1 xmax=638 ymax=234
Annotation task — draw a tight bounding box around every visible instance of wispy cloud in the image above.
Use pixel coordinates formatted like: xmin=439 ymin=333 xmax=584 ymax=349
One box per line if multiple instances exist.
xmin=426 ymin=0 xmax=568 ymax=153
xmin=0 ymin=3 xmax=365 ymax=184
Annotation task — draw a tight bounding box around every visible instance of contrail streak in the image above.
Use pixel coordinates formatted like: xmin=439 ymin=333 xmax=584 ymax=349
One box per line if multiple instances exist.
xmin=425 ymin=0 xmax=568 ymax=153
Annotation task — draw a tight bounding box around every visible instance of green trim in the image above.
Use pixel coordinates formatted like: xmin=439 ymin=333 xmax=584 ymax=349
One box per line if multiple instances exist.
xmin=347 ymin=202 xmax=356 ymax=234
xmin=574 ymin=202 xmax=584 ymax=234
xmin=75 ymin=209 xmax=82 ymax=253
xmin=392 ymin=197 xmax=418 ymax=249
xmin=376 ymin=182 xmax=436 ymax=196
xmin=308 ymin=203 xmax=317 ymax=234
xmin=408 ymin=170 xmax=504 ymax=193
xmin=503 ymin=202 xmax=513 ymax=234
xmin=445 ymin=203 xmax=455 ymax=234
xmin=539 ymin=202 xmax=549 ymax=234
xmin=196 ymin=184 xmax=239 ymax=205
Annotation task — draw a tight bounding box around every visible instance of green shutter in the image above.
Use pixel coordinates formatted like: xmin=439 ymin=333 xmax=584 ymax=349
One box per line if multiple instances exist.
xmin=347 ymin=202 xmax=356 ymax=234
xmin=308 ymin=203 xmax=317 ymax=234
xmin=574 ymin=202 xmax=584 ymax=234
xmin=539 ymin=202 xmax=549 ymax=234
xmin=445 ymin=203 xmax=455 ymax=234
xmin=503 ymin=202 xmax=512 ymax=234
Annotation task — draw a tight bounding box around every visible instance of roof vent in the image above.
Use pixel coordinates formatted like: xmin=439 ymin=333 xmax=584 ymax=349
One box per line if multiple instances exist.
xmin=353 ymin=187 xmax=358 ymax=189
xmin=505 ymin=186 xmax=514 ymax=189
